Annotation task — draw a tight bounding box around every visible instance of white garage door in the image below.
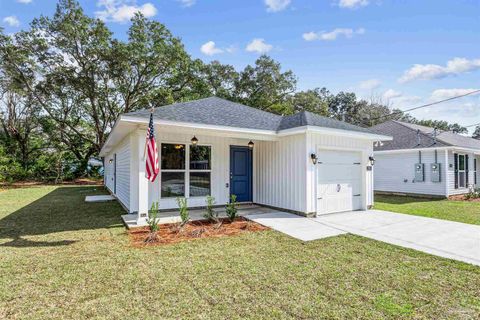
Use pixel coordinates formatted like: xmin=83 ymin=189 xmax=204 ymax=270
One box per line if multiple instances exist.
xmin=317 ymin=150 xmax=362 ymax=215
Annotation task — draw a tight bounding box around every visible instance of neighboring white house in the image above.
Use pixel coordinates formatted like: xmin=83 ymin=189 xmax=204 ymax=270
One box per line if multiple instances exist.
xmin=371 ymin=120 xmax=480 ymax=197
xmin=99 ymin=97 xmax=391 ymax=223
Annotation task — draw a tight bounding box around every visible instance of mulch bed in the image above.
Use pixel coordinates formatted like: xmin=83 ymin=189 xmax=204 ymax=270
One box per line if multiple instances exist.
xmin=128 ymin=217 xmax=269 ymax=247
xmin=449 ymin=194 xmax=480 ymax=202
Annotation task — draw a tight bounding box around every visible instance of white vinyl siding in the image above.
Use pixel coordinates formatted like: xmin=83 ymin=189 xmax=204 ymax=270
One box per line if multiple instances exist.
xmin=374 ymin=150 xmax=447 ymax=197
xmin=103 ymin=137 xmax=131 ymax=210
xmin=255 ymin=134 xmax=307 ymax=213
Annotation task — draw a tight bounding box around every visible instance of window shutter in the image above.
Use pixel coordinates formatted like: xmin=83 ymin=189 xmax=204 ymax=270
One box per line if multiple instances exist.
xmin=466 ymin=154 xmax=469 ymax=186
xmin=454 ymin=153 xmax=458 ymax=189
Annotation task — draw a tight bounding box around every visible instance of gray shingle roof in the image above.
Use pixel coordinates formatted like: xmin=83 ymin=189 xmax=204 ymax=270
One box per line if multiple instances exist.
xmin=370 ymin=120 xmax=480 ymax=151
xmin=126 ymin=97 xmax=379 ymax=135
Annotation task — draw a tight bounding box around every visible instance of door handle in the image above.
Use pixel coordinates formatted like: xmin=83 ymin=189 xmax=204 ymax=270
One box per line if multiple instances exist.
xmin=337 ymin=184 xmax=341 ymax=192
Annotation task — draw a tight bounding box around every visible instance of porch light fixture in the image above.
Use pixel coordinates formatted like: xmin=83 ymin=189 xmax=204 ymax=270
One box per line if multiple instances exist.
xmin=310 ymin=153 xmax=318 ymax=165
xmin=369 ymin=156 xmax=375 ymax=166
xmin=191 ymin=136 xmax=198 ymax=146
xmin=109 ymin=159 xmax=113 ymax=164
xmin=248 ymin=140 xmax=254 ymax=149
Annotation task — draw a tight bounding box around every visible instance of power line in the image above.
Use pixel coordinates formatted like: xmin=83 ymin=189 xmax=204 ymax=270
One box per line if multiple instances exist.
xmin=465 ymin=122 xmax=480 ymax=128
xmin=367 ymin=88 xmax=480 ymax=123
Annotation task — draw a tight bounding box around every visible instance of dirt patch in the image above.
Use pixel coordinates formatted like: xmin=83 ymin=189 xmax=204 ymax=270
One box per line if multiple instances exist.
xmin=128 ymin=217 xmax=269 ymax=247
xmin=448 ymin=195 xmax=480 ymax=202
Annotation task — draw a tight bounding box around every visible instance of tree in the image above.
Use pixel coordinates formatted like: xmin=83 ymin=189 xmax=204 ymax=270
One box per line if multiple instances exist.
xmin=290 ymin=88 xmax=329 ymax=116
xmin=201 ymin=61 xmax=238 ymax=99
xmin=413 ymin=120 xmax=467 ymax=134
xmin=234 ymin=55 xmax=297 ymax=114
xmin=473 ymin=126 xmax=480 ymax=139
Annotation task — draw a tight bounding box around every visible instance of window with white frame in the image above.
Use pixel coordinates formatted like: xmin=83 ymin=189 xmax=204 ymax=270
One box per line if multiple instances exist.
xmin=160 ymin=143 xmax=211 ymax=198
xmin=474 ymin=158 xmax=477 ymax=185
xmin=455 ymin=153 xmax=467 ymax=189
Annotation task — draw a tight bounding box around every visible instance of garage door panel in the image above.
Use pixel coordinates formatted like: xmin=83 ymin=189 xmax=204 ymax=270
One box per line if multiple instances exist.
xmin=317 ymin=150 xmax=363 ymax=215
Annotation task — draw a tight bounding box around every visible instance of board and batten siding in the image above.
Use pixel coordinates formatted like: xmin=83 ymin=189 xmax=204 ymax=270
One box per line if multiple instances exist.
xmin=254 ymin=134 xmax=307 ymax=213
xmin=103 ymin=137 xmax=131 ymax=210
xmin=374 ymin=149 xmax=447 ymax=197
xmin=306 ymin=132 xmax=374 ymax=214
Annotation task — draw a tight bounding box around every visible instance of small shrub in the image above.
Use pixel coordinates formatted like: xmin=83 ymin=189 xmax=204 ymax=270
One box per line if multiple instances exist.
xmin=225 ymin=194 xmax=238 ymax=221
xmin=145 ymin=202 xmax=160 ymax=242
xmin=465 ymin=188 xmax=480 ymax=200
xmin=176 ymin=197 xmax=189 ymax=226
xmin=203 ymin=195 xmax=218 ymax=221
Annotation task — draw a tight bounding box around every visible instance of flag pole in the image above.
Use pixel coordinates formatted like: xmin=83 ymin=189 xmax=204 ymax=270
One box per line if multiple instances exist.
xmin=142 ymin=106 xmax=155 ymax=160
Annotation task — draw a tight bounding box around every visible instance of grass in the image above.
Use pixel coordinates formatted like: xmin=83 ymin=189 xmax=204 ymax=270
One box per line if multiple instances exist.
xmin=374 ymin=194 xmax=480 ymax=225
xmin=0 ymin=186 xmax=479 ymax=319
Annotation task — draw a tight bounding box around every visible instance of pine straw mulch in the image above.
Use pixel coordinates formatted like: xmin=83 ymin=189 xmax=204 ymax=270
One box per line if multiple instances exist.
xmin=448 ymin=194 xmax=480 ymax=202
xmin=128 ymin=217 xmax=269 ymax=247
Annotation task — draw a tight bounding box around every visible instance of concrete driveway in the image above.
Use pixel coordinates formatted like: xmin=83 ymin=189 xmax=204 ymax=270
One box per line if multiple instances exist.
xmin=248 ymin=209 xmax=480 ymax=266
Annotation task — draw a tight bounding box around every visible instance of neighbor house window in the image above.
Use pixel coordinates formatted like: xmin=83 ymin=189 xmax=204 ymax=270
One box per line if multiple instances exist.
xmin=454 ymin=153 xmax=466 ymax=189
xmin=474 ymin=158 xmax=477 ymax=185
xmin=160 ymin=143 xmax=211 ymax=198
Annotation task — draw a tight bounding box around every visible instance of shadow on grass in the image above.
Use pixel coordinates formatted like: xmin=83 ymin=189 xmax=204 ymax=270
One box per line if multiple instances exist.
xmin=374 ymin=194 xmax=445 ymax=205
xmin=0 ymin=186 xmax=125 ymax=247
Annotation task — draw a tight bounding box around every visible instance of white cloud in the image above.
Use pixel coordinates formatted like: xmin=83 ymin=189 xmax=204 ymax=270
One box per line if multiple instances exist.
xmin=177 ymin=0 xmax=196 ymax=7
xmin=265 ymin=0 xmax=291 ymax=12
xmin=359 ymin=79 xmax=380 ymax=90
xmin=246 ymin=38 xmax=273 ymax=54
xmin=382 ymin=89 xmax=402 ymax=100
xmin=200 ymin=41 xmax=224 ymax=56
xmin=2 ymin=16 xmax=20 ymax=27
xmin=430 ymin=88 xmax=480 ymax=101
xmin=399 ymin=57 xmax=480 ymax=83
xmin=303 ymin=28 xmax=365 ymax=41
xmin=95 ymin=0 xmax=157 ymax=23
xmin=338 ymin=0 xmax=369 ymax=9
xmin=17 ymin=0 xmax=32 ymax=3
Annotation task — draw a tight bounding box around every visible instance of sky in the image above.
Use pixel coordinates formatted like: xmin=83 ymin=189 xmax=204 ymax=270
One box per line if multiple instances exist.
xmin=1 ymin=0 xmax=479 ymax=133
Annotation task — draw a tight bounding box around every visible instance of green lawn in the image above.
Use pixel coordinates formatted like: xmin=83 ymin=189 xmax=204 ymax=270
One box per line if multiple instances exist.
xmin=1 ymin=186 xmax=479 ymax=319
xmin=374 ymin=194 xmax=480 ymax=225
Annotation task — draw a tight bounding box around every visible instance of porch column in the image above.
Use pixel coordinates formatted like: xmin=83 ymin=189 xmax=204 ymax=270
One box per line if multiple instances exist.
xmin=132 ymin=129 xmax=149 ymax=224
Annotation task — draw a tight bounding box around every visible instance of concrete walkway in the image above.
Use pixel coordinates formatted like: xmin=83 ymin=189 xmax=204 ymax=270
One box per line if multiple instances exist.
xmin=248 ymin=210 xmax=480 ymax=266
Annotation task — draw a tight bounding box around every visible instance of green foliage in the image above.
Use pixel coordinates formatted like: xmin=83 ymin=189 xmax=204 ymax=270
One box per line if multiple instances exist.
xmin=465 ymin=188 xmax=480 ymax=200
xmin=176 ymin=197 xmax=189 ymax=225
xmin=0 ymin=0 xmax=470 ymax=184
xmin=472 ymin=125 xmax=480 ymax=139
xmin=147 ymin=202 xmax=161 ymax=232
xmin=203 ymin=195 xmax=218 ymax=221
xmin=225 ymin=194 xmax=238 ymax=221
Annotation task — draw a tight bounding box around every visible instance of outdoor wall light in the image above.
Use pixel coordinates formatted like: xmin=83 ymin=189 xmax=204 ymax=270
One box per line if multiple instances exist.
xmin=369 ymin=156 xmax=375 ymax=166
xmin=248 ymin=140 xmax=254 ymax=149
xmin=310 ymin=153 xmax=318 ymax=165
xmin=191 ymin=136 xmax=198 ymax=146
xmin=109 ymin=159 xmax=113 ymax=164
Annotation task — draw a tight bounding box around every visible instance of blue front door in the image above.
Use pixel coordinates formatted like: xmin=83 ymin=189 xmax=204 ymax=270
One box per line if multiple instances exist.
xmin=230 ymin=146 xmax=252 ymax=202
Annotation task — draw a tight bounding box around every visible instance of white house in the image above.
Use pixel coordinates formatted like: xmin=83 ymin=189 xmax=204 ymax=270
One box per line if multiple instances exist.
xmin=371 ymin=120 xmax=480 ymax=197
xmin=99 ymin=97 xmax=391 ymax=224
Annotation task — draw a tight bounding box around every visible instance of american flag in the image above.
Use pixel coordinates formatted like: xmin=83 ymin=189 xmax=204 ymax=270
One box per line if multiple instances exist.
xmin=145 ymin=112 xmax=159 ymax=182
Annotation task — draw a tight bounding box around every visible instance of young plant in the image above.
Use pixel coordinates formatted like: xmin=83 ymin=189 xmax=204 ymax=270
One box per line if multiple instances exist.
xmin=176 ymin=197 xmax=189 ymax=226
xmin=225 ymin=194 xmax=238 ymax=221
xmin=145 ymin=202 xmax=161 ymax=242
xmin=203 ymin=195 xmax=218 ymax=222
